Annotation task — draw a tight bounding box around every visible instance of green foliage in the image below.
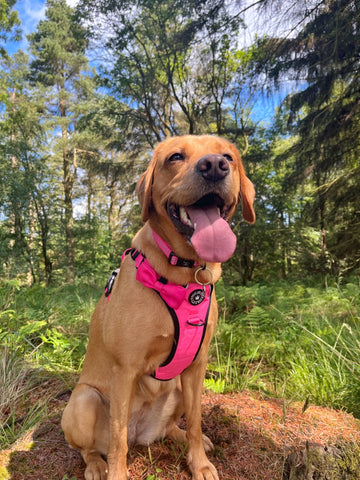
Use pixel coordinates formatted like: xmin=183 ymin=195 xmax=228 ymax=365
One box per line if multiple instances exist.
xmin=209 ymin=277 xmax=360 ymax=416
xmin=1 ymin=0 xmax=359 ymax=284
xmin=28 ymin=0 xmax=89 ymax=86
xmin=0 ymin=278 xmax=102 ymax=372
xmin=4 ymin=275 xmax=360 ymax=419
xmin=0 ymin=0 xmax=20 ymax=58
xmin=76 ymin=0 xmax=252 ymax=144
xmin=254 ymin=0 xmax=360 ymax=275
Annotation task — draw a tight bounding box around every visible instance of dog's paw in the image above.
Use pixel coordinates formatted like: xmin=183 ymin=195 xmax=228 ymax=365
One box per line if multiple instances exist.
xmin=188 ymin=451 xmax=219 ymax=480
xmin=84 ymin=457 xmax=108 ymax=480
xmin=202 ymin=433 xmax=214 ymax=452
xmin=191 ymin=460 xmax=219 ymax=480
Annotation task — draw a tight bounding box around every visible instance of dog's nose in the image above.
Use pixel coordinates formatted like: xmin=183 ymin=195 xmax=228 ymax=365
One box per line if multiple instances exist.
xmin=196 ymin=154 xmax=230 ymax=182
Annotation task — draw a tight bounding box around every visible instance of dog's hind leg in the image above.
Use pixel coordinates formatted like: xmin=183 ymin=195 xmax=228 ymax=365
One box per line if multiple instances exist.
xmin=61 ymin=384 xmax=109 ymax=480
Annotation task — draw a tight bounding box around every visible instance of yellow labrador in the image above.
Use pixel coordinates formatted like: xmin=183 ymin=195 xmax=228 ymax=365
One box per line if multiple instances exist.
xmin=61 ymin=135 xmax=255 ymax=480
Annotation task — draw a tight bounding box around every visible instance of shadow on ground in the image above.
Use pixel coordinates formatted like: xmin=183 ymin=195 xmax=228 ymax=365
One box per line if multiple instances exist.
xmin=5 ymin=394 xmax=281 ymax=480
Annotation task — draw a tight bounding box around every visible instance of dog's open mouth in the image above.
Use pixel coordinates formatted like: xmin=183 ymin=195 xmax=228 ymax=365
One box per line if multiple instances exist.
xmin=167 ymin=194 xmax=237 ymax=263
xmin=167 ymin=194 xmax=227 ymax=236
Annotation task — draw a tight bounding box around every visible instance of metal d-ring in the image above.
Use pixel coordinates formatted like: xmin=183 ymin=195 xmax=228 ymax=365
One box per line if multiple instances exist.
xmin=194 ymin=265 xmax=213 ymax=286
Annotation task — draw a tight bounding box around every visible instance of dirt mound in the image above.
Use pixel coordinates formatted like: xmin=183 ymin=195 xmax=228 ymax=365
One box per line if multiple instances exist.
xmin=1 ymin=389 xmax=360 ymax=480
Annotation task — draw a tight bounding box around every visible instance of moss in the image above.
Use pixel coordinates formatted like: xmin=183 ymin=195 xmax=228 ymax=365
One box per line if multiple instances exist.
xmin=0 ymin=466 xmax=9 ymax=480
xmin=284 ymin=441 xmax=360 ymax=479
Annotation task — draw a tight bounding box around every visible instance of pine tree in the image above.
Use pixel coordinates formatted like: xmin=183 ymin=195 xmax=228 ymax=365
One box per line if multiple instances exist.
xmin=254 ymin=0 xmax=360 ymax=274
xmin=28 ymin=0 xmax=93 ymax=282
xmin=0 ymin=0 xmax=20 ymax=57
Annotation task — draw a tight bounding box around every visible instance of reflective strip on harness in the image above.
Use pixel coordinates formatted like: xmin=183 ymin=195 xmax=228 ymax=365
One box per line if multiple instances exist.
xmin=122 ymin=248 xmax=211 ymax=381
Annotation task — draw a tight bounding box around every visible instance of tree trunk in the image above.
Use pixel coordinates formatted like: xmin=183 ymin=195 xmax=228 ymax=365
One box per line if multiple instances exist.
xmin=283 ymin=442 xmax=360 ymax=480
xmin=86 ymin=171 xmax=94 ymax=224
xmin=238 ymin=237 xmax=254 ymax=285
xmin=316 ymin=171 xmax=327 ymax=273
xmin=32 ymin=194 xmax=52 ymax=285
xmin=60 ymin=97 xmax=75 ymax=283
xmin=108 ymin=179 xmax=117 ymax=251
xmin=10 ymin=87 xmax=24 ymax=264
xmin=27 ymin=199 xmax=36 ymax=286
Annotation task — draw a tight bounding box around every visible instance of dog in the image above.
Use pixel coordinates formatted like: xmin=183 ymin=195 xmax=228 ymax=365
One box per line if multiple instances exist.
xmin=61 ymin=135 xmax=255 ymax=480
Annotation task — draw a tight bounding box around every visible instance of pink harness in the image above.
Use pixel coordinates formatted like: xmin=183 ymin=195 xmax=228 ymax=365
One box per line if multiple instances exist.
xmin=105 ymin=232 xmax=212 ymax=381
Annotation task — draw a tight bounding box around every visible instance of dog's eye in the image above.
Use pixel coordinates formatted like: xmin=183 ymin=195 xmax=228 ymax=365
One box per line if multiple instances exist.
xmin=168 ymin=153 xmax=185 ymax=162
xmin=223 ymin=154 xmax=233 ymax=162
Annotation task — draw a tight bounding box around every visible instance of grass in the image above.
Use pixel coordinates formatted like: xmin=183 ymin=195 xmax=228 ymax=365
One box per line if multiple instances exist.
xmin=1 ymin=274 xmax=360 ymax=450
xmin=0 ymin=347 xmax=46 ymax=449
xmin=208 ymin=275 xmax=360 ymax=416
xmin=0 ymin=278 xmax=102 ymax=449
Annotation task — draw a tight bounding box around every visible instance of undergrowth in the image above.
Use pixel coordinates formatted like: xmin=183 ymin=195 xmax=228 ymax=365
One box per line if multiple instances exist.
xmin=208 ymin=276 xmax=360 ymax=416
xmin=0 ymin=279 xmax=102 ymax=372
xmin=1 ymin=275 xmax=360 ymax=449
xmin=0 ymin=279 xmax=103 ymax=449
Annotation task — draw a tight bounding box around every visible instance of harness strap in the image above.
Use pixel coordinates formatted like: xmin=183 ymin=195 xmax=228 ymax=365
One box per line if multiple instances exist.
xmin=123 ymin=248 xmax=188 ymax=309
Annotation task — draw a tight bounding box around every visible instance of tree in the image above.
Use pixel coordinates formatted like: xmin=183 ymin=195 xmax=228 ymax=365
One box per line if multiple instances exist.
xmin=0 ymin=0 xmax=20 ymax=58
xmin=76 ymin=0 xmax=252 ymax=147
xmin=28 ymin=0 xmax=95 ymax=282
xmin=253 ymin=0 xmax=360 ymax=274
xmin=0 ymin=51 xmax=57 ymax=283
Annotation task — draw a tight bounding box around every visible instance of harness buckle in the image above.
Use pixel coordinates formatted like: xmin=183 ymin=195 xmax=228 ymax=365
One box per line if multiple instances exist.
xmin=104 ymin=268 xmax=120 ymax=297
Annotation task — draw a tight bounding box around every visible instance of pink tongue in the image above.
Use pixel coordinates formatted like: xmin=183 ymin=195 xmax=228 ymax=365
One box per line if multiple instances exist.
xmin=186 ymin=205 xmax=237 ymax=263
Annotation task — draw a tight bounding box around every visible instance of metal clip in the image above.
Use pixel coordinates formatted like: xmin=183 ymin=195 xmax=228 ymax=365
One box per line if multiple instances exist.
xmin=194 ymin=265 xmax=213 ymax=286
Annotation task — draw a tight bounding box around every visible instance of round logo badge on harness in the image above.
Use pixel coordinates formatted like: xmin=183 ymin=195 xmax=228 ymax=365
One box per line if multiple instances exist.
xmin=189 ymin=288 xmax=206 ymax=305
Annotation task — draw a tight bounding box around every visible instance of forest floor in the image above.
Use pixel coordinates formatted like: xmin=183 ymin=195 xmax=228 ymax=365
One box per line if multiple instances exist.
xmin=1 ymin=377 xmax=360 ymax=480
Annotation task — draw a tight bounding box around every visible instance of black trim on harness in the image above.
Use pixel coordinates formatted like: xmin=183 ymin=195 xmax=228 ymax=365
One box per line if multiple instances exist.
xmin=153 ymin=293 xmax=180 ymax=371
xmin=192 ymin=285 xmax=213 ymax=362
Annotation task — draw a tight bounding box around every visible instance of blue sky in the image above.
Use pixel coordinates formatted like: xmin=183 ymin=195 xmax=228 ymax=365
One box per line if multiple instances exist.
xmin=6 ymin=0 xmax=46 ymax=54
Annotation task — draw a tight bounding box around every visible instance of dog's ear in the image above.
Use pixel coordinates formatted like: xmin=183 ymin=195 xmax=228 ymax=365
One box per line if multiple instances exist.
xmin=136 ymin=157 xmax=157 ymax=222
xmin=136 ymin=169 xmax=153 ymax=222
xmin=238 ymin=162 xmax=256 ymax=224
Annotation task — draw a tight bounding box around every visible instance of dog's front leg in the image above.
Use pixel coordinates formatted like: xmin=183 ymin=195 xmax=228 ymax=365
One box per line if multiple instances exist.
xmin=107 ymin=365 xmax=136 ymax=480
xmin=181 ymin=355 xmax=219 ymax=480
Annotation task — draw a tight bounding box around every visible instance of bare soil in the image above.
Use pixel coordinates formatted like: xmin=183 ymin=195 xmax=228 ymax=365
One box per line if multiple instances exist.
xmin=1 ymin=381 xmax=360 ymax=480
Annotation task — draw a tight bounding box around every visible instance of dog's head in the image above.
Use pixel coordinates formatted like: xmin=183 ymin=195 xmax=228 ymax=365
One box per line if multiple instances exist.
xmin=136 ymin=135 xmax=255 ymax=263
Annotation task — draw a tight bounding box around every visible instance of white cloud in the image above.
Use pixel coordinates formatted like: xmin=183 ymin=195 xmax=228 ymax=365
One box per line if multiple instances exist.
xmin=21 ymin=0 xmax=46 ymax=34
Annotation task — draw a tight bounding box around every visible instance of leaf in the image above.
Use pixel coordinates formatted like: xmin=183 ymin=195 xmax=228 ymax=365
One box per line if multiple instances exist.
xmin=19 ymin=320 xmax=47 ymax=336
